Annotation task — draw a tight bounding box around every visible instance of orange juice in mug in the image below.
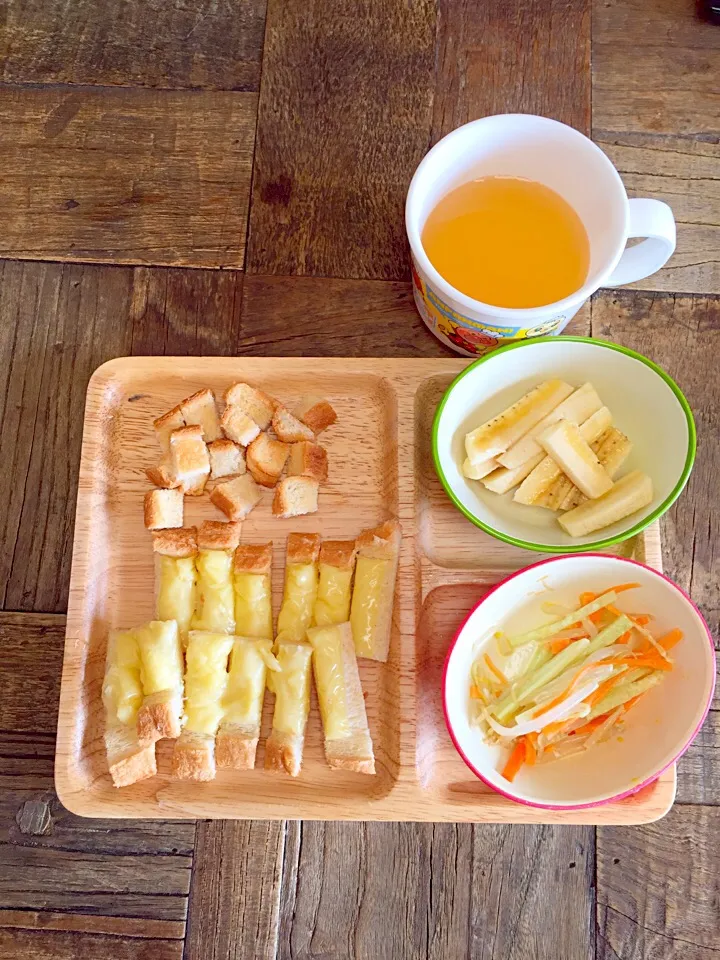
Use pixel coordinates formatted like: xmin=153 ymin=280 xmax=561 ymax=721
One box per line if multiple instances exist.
xmin=406 ymin=115 xmax=676 ymax=357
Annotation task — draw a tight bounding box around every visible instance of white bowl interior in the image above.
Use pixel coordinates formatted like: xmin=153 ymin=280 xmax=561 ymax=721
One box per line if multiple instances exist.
xmin=435 ymin=339 xmax=691 ymax=550
xmin=444 ymin=556 xmax=714 ymax=807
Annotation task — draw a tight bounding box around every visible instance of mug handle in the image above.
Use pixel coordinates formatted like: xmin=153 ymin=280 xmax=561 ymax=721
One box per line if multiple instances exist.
xmin=604 ymin=198 xmax=676 ymax=287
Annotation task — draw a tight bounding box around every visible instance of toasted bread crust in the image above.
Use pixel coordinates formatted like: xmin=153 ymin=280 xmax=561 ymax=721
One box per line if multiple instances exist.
xmin=319 ymin=539 xmax=357 ymax=570
xmin=215 ymin=724 xmax=259 ymax=770
xmin=264 ymin=730 xmax=304 ymax=777
xmin=220 ymin=405 xmax=261 ymax=446
xmin=233 ymin=542 xmax=273 ymax=574
xmin=154 ymin=406 xmax=185 ymax=455
xmin=105 ymin=726 xmax=158 ymax=787
xmin=171 ymin=731 xmax=216 ymax=782
xmin=325 ymin=750 xmax=376 ymax=775
xmin=137 ymin=691 xmax=183 ymax=743
xmin=152 ymin=526 xmax=198 ymax=557
xmin=207 ymin=438 xmax=245 ymax=479
xmin=210 ymin=474 xmax=262 ymax=521
xmin=356 ymin=518 xmax=402 ymax=560
xmin=146 ymin=462 xmax=180 ymax=488
xmin=224 ymin=383 xmax=277 ymax=429
xmin=168 ymin=424 xmax=210 ymax=493
xmin=272 ymin=406 xmax=315 ymax=443
xmin=197 ymin=520 xmax=242 ymax=551
xmin=272 ymin=476 xmax=319 ymax=518
xmin=108 ymin=745 xmax=157 ymax=787
xmin=287 ymin=442 xmax=328 ymax=482
xmin=286 ymin=532 xmax=321 ymax=565
xmin=179 ymin=388 xmax=222 ymax=442
xmin=143 ymin=489 xmax=184 ymax=530
xmin=247 ymin=433 xmax=290 ymax=487
xmin=295 ymin=397 xmax=337 ymax=434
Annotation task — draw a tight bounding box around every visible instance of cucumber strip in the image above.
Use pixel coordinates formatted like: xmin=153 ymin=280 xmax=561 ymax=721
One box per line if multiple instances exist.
xmin=584 ymin=615 xmax=633 ymax=657
xmin=588 ymin=671 xmax=663 ymax=720
xmin=508 ymin=591 xmax=618 ymax=648
xmin=494 ymin=615 xmax=632 ymax=723
xmin=492 ymin=639 xmax=590 ymax=723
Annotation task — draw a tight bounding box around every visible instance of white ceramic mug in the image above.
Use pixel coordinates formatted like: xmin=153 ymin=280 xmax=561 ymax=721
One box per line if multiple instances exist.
xmin=405 ymin=115 xmax=676 ymax=357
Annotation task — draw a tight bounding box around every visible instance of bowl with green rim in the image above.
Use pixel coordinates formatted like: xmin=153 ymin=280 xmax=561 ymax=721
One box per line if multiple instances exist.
xmin=432 ymin=336 xmax=696 ymax=553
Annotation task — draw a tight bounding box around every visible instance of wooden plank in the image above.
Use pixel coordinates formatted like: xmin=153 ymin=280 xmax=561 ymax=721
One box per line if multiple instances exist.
xmin=0 ymin=0 xmax=266 ymax=91
xmin=597 ymin=805 xmax=720 ymax=958
xmin=0 ymin=261 xmax=133 ymax=613
xmin=0 ymin=613 xmax=64 ymax=733
xmin=0 ymin=618 xmax=193 ymax=957
xmin=677 ymin=710 xmax=720 ymax=805
xmin=0 ymin=86 xmax=256 ymax=268
xmin=433 ymin=0 xmax=590 ymax=141
xmin=593 ymin=0 xmax=720 ymax=137
xmin=248 ymin=0 xmax=591 ymax=281
xmin=130 ymin=267 xmax=243 ymax=356
xmin=246 ymin=0 xmax=437 ymax=279
xmin=592 ymin=0 xmax=720 ymax=295
xmin=0 ymin=261 xmax=243 ymax=613
xmin=238 ymin=275 xmax=591 ymax=356
xmin=0 ymin=929 xmax=183 ymax=960
xmin=590 ymin=291 xmax=720 ymax=639
xmin=276 ymin=822 xmax=594 ymax=959
xmin=184 ymin=821 xmax=285 ymax=960
xmin=593 ymin=134 xmax=720 ymax=296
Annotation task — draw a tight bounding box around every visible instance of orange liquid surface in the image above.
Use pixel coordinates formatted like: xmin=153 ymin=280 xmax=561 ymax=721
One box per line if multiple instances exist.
xmin=421 ymin=176 xmax=590 ymax=309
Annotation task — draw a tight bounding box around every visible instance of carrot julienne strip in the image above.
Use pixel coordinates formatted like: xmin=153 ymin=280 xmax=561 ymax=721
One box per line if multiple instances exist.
xmin=658 ymin=628 xmax=683 ymax=651
xmin=484 ymin=653 xmax=507 ymax=684
xmin=585 ymin=676 xmax=619 ymax=708
xmin=501 ymin=739 xmax=526 ymax=782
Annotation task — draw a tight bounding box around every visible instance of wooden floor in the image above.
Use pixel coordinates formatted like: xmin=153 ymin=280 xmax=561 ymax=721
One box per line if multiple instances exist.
xmin=0 ymin=0 xmax=718 ymax=957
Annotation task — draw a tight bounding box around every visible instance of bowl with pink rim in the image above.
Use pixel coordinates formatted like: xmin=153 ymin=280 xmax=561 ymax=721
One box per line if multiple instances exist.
xmin=442 ymin=553 xmax=715 ymax=809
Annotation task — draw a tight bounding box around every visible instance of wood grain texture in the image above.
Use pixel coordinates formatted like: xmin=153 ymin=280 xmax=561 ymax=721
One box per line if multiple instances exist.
xmin=185 ymin=821 xmax=285 ymax=960
xmin=0 ymin=260 xmax=244 ymax=614
xmin=0 ymin=0 xmax=266 ymax=91
xmin=0 ymin=929 xmax=183 ymax=960
xmin=0 ymin=614 xmax=195 ymax=946
xmin=0 ymin=613 xmax=64 ymax=732
xmin=590 ymin=291 xmax=720 ymax=638
xmin=596 ymin=806 xmax=720 ymax=958
xmin=0 ymin=261 xmax=133 ymax=613
xmin=238 ymin=276 xmax=590 ymax=357
xmin=0 ymin=86 xmax=256 ymax=268
xmin=247 ymin=0 xmax=436 ymax=280
xmin=57 ymin=356 xmax=668 ymax=824
xmin=594 ymin=134 xmax=720 ymax=296
xmin=592 ymin=0 xmax=720 ymax=295
xmin=676 ymin=710 xmax=720 ymax=805
xmin=130 ymin=267 xmax=243 ymax=356
xmin=593 ymin=0 xmax=720 ymax=137
xmin=277 ymin=821 xmax=594 ymax=960
xmin=433 ymin=0 xmax=591 ymax=141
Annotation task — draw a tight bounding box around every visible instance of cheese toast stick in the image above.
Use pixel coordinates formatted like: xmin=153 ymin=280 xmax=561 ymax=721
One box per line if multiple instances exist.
xmin=217 ymin=636 xmax=279 ymax=770
xmin=191 ymin=521 xmax=242 ymax=634
xmin=265 ymin=533 xmax=321 ymax=774
xmin=264 ymin=640 xmax=313 ymax=776
xmin=135 ymin=620 xmax=184 ymax=743
xmin=275 ymin=533 xmax=321 ymax=643
xmin=313 ymin=540 xmax=357 ymax=627
xmin=172 ymin=630 xmax=234 ymax=781
xmin=103 ymin=628 xmax=157 ymax=787
xmin=152 ymin=527 xmax=197 ymax=647
xmin=233 ymin=543 xmax=273 ymax=639
xmin=307 ymin=622 xmax=375 ymax=774
xmin=349 ymin=519 xmax=401 ymax=662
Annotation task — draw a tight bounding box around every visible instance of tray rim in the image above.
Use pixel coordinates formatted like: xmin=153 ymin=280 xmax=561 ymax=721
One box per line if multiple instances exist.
xmin=55 ymin=355 xmax=676 ymax=825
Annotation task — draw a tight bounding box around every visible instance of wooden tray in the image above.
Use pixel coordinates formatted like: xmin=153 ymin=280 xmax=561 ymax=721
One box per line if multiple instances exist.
xmin=55 ymin=358 xmax=675 ymax=823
